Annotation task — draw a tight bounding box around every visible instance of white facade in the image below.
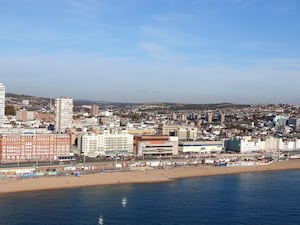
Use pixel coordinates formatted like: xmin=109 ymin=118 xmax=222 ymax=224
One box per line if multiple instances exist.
xmin=296 ymin=139 xmax=300 ymax=149
xmin=81 ymin=130 xmax=133 ymax=157
xmin=240 ymin=137 xmax=260 ymax=153
xmin=137 ymin=136 xmax=179 ymax=157
xmin=237 ymin=136 xmax=300 ymax=153
xmin=55 ymin=97 xmax=73 ymax=133
xmin=81 ymin=134 xmax=103 ymax=157
xmin=260 ymin=137 xmax=279 ymax=152
xmin=180 ymin=141 xmax=223 ymax=154
xmin=0 ymin=83 xmax=5 ymax=126
xmin=279 ymin=139 xmax=296 ymax=151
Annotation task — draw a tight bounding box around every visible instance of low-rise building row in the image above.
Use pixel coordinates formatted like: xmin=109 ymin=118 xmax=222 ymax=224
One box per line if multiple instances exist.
xmin=225 ymin=136 xmax=300 ymax=153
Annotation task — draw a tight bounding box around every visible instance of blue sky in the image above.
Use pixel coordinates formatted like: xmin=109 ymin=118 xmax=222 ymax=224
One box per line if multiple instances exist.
xmin=0 ymin=0 xmax=300 ymax=104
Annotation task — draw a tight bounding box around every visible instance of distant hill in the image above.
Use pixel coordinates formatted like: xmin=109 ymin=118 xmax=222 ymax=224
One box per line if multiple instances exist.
xmin=7 ymin=93 xmax=37 ymax=99
xmin=5 ymin=93 xmax=250 ymax=109
xmin=6 ymin=93 xmax=49 ymax=101
xmin=140 ymin=102 xmax=250 ymax=111
xmin=169 ymin=103 xmax=250 ymax=110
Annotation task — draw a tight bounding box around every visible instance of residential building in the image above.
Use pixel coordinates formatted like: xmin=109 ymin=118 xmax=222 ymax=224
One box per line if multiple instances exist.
xmin=220 ymin=113 xmax=225 ymax=124
xmin=225 ymin=136 xmax=300 ymax=153
xmin=16 ymin=110 xmax=37 ymax=121
xmin=225 ymin=136 xmax=265 ymax=153
xmin=274 ymin=115 xmax=289 ymax=127
xmin=90 ymin=104 xmax=99 ymax=116
xmin=287 ymin=117 xmax=300 ymax=130
xmin=171 ymin=112 xmax=177 ymax=121
xmin=178 ymin=128 xmax=198 ymax=140
xmin=158 ymin=124 xmax=198 ymax=140
xmin=55 ymin=97 xmax=73 ymax=133
xmin=80 ymin=130 xmax=133 ymax=157
xmin=207 ymin=112 xmax=213 ymax=123
xmin=181 ymin=113 xmax=187 ymax=122
xmin=36 ymin=112 xmax=55 ymax=122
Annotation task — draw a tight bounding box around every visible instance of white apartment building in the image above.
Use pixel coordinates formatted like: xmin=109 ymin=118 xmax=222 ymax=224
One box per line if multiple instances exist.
xmin=81 ymin=130 xmax=133 ymax=157
xmin=226 ymin=136 xmax=300 ymax=153
xmin=240 ymin=136 xmax=261 ymax=153
xmin=0 ymin=83 xmax=5 ymax=126
xmin=55 ymin=97 xmax=73 ymax=133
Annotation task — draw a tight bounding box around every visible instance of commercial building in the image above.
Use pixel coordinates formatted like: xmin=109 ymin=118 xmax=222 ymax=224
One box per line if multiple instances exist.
xmin=158 ymin=124 xmax=198 ymax=141
xmin=179 ymin=141 xmax=223 ymax=154
xmin=16 ymin=110 xmax=37 ymax=121
xmin=177 ymin=128 xmax=198 ymax=141
xmin=136 ymin=135 xmax=178 ymax=157
xmin=55 ymin=97 xmax=73 ymax=133
xmin=80 ymin=130 xmax=134 ymax=157
xmin=0 ymin=83 xmax=5 ymax=126
xmin=181 ymin=114 xmax=187 ymax=122
xmin=127 ymin=128 xmax=155 ymax=136
xmin=207 ymin=112 xmax=213 ymax=123
xmin=0 ymin=133 xmax=71 ymax=163
xmin=90 ymin=104 xmax=99 ymax=116
xmin=171 ymin=112 xmax=177 ymax=121
xmin=287 ymin=118 xmax=300 ymax=130
xmin=275 ymin=115 xmax=289 ymax=125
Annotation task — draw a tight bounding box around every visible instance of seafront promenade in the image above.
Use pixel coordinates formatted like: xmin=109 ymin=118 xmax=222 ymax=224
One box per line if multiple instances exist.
xmin=0 ymin=159 xmax=299 ymax=194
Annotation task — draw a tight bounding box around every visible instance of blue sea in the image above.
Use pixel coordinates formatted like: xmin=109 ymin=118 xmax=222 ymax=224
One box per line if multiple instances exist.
xmin=0 ymin=170 xmax=299 ymax=225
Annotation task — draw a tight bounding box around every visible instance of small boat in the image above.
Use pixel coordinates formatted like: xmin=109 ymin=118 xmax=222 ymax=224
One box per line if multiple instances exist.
xmin=122 ymin=197 xmax=127 ymax=207
xmin=98 ymin=216 xmax=104 ymax=225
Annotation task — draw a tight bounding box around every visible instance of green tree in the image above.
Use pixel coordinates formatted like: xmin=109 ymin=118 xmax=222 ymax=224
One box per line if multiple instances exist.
xmin=5 ymin=105 xmax=16 ymax=116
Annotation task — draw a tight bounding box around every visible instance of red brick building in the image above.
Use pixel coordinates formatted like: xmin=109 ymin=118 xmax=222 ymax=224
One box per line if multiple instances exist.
xmin=0 ymin=133 xmax=71 ymax=163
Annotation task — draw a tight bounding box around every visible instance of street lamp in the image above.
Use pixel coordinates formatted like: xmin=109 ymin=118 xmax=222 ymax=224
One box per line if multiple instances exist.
xmin=115 ymin=154 xmax=119 ymax=168
xmin=34 ymin=157 xmax=38 ymax=170
xmin=158 ymin=149 xmax=162 ymax=167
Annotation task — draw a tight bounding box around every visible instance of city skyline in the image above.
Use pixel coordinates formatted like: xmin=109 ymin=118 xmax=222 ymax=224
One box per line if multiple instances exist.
xmin=1 ymin=0 xmax=300 ymax=104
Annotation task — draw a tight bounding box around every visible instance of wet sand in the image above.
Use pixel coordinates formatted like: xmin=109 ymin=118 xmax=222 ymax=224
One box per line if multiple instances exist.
xmin=0 ymin=159 xmax=299 ymax=194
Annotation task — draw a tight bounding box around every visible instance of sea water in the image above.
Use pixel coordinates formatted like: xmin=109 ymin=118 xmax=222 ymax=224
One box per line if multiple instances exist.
xmin=0 ymin=170 xmax=299 ymax=225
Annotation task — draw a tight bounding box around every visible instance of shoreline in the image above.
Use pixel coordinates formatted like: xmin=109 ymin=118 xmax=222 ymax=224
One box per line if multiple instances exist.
xmin=0 ymin=159 xmax=299 ymax=194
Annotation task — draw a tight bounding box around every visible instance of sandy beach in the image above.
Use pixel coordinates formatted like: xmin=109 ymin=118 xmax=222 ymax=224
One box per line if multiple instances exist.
xmin=0 ymin=159 xmax=299 ymax=194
